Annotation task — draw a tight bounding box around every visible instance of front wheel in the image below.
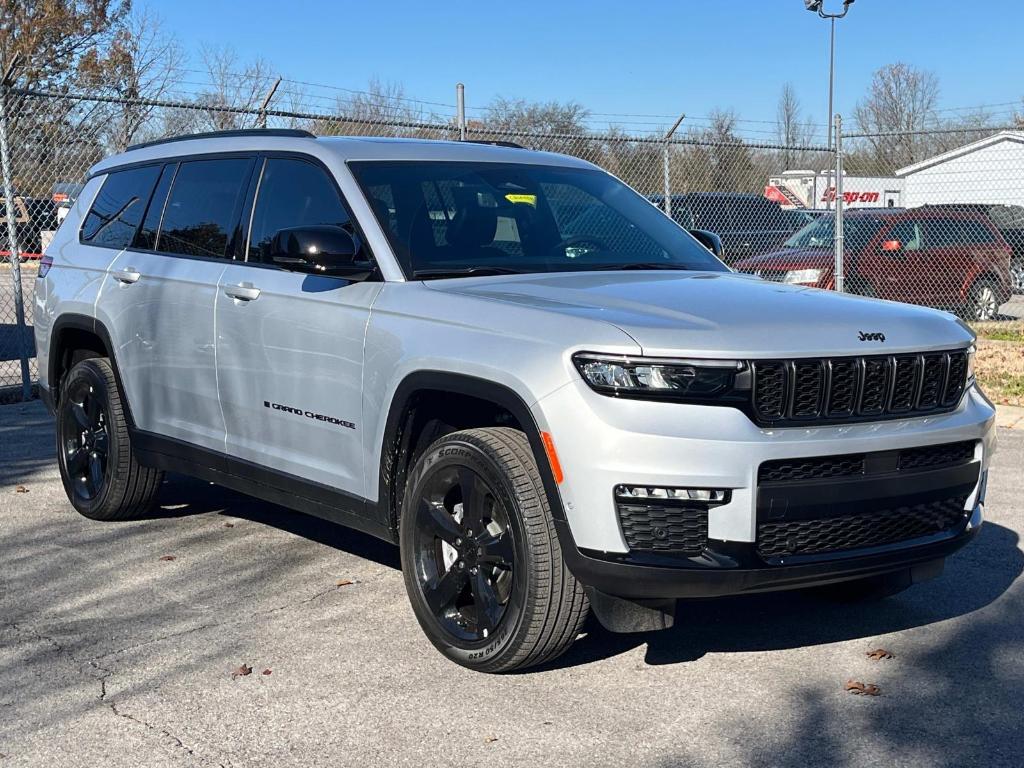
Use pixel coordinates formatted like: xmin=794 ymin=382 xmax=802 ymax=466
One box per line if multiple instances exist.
xmin=1011 ymin=257 xmax=1024 ymax=295
xmin=399 ymin=428 xmax=588 ymax=673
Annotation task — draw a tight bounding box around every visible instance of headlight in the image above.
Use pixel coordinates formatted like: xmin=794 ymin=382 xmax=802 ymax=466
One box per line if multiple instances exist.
xmin=573 ymin=353 xmax=748 ymax=402
xmin=783 ymin=268 xmax=823 ymax=285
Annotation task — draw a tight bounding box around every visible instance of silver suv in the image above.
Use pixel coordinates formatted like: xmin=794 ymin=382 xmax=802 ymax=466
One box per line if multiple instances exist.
xmin=35 ymin=129 xmax=995 ymax=672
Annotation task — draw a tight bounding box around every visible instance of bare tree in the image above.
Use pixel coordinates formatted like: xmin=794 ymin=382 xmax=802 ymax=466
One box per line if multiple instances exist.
xmin=193 ymin=47 xmax=275 ymax=131
xmin=77 ymin=8 xmax=185 ymax=150
xmin=776 ymin=83 xmax=816 ymax=170
xmin=483 ymin=97 xmax=590 ymax=136
xmin=853 ymin=62 xmax=940 ymax=172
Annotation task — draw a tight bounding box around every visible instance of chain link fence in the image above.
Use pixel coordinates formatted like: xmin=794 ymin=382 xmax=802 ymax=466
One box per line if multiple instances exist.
xmin=1 ymin=86 xmax=1022 ymax=400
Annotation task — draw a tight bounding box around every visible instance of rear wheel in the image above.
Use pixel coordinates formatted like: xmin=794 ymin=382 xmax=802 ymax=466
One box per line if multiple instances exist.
xmin=399 ymin=427 xmax=588 ymax=673
xmin=56 ymin=358 xmax=163 ymax=521
xmin=966 ymin=277 xmax=1000 ymax=321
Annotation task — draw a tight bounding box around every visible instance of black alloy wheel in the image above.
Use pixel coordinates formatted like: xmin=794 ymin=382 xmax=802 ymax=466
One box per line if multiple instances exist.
xmin=59 ymin=376 xmax=110 ymax=502
xmin=412 ymin=464 xmax=517 ymax=642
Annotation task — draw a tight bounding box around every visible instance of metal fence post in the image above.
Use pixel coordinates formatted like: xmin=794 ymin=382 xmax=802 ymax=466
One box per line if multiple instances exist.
xmin=662 ymin=114 xmax=685 ymax=217
xmin=0 ymin=83 xmax=32 ymax=401
xmin=833 ymin=113 xmax=844 ymax=294
xmin=456 ymin=83 xmax=466 ymax=141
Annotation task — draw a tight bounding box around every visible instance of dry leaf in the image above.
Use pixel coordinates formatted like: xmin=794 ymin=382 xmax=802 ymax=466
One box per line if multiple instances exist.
xmin=484 ymin=736 xmax=499 ymax=744
xmin=15 ymin=485 xmax=28 ymax=493
xmin=262 ymin=668 xmax=272 ymax=676
xmin=158 ymin=555 xmax=176 ymax=562
xmin=336 ymin=579 xmax=354 ymax=587
xmin=231 ymin=664 xmax=253 ymax=679
xmin=866 ymin=648 xmax=894 ymax=661
xmin=845 ymin=679 xmax=881 ymax=696
xmin=223 ymin=522 xmax=235 ymax=528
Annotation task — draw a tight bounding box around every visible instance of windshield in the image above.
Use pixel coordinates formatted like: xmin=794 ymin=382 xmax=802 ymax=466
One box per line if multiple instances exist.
xmin=783 ymin=214 xmax=882 ymax=252
xmin=348 ymin=161 xmax=727 ymax=278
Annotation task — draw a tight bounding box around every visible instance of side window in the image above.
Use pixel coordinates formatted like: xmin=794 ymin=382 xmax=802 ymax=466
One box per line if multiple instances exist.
xmin=248 ymin=158 xmax=352 ymax=263
xmin=80 ymin=165 xmax=162 ymax=249
xmin=962 ymin=219 xmax=996 ymax=244
xmin=886 ymin=220 xmax=922 ymax=251
xmin=157 ymin=158 xmax=252 ymax=259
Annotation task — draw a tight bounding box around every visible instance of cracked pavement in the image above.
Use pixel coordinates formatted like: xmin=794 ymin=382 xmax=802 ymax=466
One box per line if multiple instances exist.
xmin=1 ymin=400 xmax=1023 ymax=767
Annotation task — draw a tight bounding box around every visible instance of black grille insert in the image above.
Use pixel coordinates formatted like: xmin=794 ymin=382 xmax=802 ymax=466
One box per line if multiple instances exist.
xmin=756 ymin=496 xmax=968 ymax=558
xmin=758 ymin=440 xmax=977 ymax=484
xmin=751 ymin=350 xmax=969 ymax=426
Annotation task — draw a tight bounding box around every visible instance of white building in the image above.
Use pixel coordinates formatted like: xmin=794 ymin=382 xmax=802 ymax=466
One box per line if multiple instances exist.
xmin=896 ymin=131 xmax=1024 ymax=207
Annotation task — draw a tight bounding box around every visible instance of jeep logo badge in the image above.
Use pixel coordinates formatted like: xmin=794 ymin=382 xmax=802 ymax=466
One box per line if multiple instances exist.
xmin=858 ymin=331 xmax=886 ymax=342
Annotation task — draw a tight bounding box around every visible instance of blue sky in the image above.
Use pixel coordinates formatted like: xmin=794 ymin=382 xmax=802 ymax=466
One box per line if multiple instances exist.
xmin=156 ymin=0 xmax=1023 ymax=140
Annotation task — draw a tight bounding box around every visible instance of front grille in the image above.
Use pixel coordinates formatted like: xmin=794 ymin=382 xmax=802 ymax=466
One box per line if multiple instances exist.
xmin=751 ymin=350 xmax=969 ymax=426
xmin=758 ymin=440 xmax=977 ymax=484
xmin=617 ymin=501 xmax=708 ymax=555
xmin=756 ymin=496 xmax=968 ymax=558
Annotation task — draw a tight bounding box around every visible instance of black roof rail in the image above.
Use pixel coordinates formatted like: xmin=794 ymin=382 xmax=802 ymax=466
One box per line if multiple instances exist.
xmin=463 ymin=139 xmax=526 ymax=149
xmin=126 ymin=128 xmax=316 ymax=151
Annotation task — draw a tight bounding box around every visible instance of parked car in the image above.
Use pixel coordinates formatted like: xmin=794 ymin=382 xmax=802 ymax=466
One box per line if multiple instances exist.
xmin=918 ymin=203 xmax=1024 ymax=294
xmin=648 ymin=192 xmax=802 ymax=263
xmin=36 ymin=129 xmax=994 ymax=672
xmin=0 ymin=196 xmax=59 ymax=261
xmin=734 ymin=207 xmax=1013 ymax=321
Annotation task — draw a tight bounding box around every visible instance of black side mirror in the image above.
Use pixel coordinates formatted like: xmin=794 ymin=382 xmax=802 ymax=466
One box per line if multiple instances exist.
xmin=689 ymin=229 xmax=724 ymax=259
xmin=269 ymin=225 xmax=373 ymax=279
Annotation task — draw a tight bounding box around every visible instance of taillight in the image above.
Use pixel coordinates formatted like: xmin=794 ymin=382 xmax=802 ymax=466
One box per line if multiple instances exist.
xmin=38 ymin=254 xmax=53 ymax=277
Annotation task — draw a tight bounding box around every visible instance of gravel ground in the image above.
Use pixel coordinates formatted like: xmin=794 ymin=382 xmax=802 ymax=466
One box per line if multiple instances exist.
xmin=1 ymin=400 xmax=1022 ymax=768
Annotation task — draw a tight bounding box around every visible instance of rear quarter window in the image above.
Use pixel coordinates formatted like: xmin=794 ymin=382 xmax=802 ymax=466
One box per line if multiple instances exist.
xmin=80 ymin=165 xmax=162 ymax=249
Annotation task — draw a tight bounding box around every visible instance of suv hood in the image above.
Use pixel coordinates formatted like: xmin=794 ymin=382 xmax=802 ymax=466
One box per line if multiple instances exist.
xmin=426 ymin=271 xmax=973 ymax=358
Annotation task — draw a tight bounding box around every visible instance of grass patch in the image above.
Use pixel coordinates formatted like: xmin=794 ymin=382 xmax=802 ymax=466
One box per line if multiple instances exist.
xmin=975 ymin=338 xmax=1024 ymax=406
xmin=972 ymin=320 xmax=1024 ymax=343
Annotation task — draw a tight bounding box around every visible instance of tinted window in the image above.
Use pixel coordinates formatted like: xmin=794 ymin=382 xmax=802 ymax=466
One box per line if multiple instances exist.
xmin=887 ymin=220 xmax=922 ymax=251
xmin=784 ymin=214 xmax=883 ymax=252
xmin=248 ymin=158 xmax=351 ymax=263
xmin=688 ymin=198 xmax=732 ymax=232
xmin=134 ymin=163 xmax=176 ymax=250
xmin=80 ymin=165 xmax=161 ymax=249
xmin=158 ymin=158 xmax=251 ymax=258
xmin=349 ymin=161 xmax=726 ymax=277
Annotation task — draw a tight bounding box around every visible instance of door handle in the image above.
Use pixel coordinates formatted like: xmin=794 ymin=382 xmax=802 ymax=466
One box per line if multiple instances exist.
xmin=113 ymin=267 xmax=141 ymax=284
xmin=224 ymin=283 xmax=261 ymax=301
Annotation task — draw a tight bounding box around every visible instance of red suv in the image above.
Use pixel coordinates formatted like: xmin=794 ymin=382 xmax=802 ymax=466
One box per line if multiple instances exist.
xmin=733 ymin=208 xmax=1013 ymax=320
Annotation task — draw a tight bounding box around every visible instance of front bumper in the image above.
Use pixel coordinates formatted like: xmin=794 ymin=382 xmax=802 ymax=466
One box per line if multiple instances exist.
xmin=556 ymin=503 xmax=981 ymax=599
xmin=535 ymin=380 xmax=994 ymax=598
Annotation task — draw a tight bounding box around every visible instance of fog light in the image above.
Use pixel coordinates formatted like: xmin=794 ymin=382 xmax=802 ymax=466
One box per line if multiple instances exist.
xmin=615 ymin=485 xmax=727 ymax=502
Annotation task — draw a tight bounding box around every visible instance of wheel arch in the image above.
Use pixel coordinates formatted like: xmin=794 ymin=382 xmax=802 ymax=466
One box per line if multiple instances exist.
xmin=377 ymin=371 xmax=565 ymax=541
xmin=49 ymin=314 xmax=135 ymax=425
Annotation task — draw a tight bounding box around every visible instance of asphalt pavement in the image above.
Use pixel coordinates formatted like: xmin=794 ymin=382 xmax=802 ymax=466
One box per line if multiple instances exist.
xmin=1 ymin=400 xmax=1022 ymax=767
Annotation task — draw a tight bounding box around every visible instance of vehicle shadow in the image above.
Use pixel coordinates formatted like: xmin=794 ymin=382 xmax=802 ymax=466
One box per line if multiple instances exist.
xmin=145 ymin=472 xmax=401 ymax=570
xmin=536 ymin=521 xmax=1022 ymax=671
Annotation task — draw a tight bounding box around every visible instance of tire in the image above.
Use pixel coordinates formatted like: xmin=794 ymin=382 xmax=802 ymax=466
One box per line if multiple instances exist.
xmin=56 ymin=357 xmax=163 ymax=521
xmin=965 ymin=277 xmax=1000 ymax=321
xmin=811 ymin=570 xmax=912 ymax=603
xmin=1011 ymin=257 xmax=1024 ymax=295
xmin=399 ymin=427 xmax=588 ymax=673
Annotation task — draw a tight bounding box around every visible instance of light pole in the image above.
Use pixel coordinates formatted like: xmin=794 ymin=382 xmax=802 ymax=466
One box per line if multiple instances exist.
xmin=805 ymin=0 xmax=854 ymax=212
xmin=804 ymin=0 xmax=854 ymax=150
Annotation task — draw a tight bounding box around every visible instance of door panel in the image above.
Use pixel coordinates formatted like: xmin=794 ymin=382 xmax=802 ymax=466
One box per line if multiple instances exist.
xmin=215 ymin=266 xmax=381 ymax=494
xmin=215 ymin=155 xmax=380 ymax=496
xmin=102 ymin=251 xmax=227 ymax=447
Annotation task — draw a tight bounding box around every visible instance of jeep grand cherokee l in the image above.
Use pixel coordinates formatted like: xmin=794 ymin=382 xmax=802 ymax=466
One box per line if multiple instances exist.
xmin=35 ymin=129 xmax=995 ymax=672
